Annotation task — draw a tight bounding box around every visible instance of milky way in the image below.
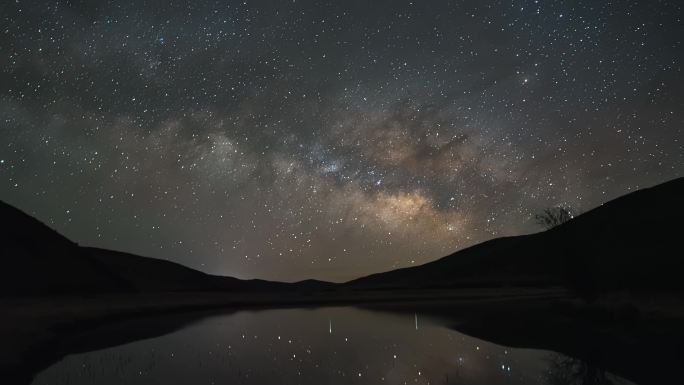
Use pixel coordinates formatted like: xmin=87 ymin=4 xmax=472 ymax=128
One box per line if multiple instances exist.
xmin=1 ymin=0 xmax=682 ymax=282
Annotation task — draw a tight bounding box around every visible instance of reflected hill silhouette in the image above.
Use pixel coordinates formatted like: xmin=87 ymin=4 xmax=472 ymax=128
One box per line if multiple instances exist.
xmin=364 ymin=299 xmax=683 ymax=385
xmin=5 ymin=301 xmax=683 ymax=385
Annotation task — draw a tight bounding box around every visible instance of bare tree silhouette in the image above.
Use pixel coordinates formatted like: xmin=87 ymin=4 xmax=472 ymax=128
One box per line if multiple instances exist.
xmin=535 ymin=206 xmax=574 ymax=229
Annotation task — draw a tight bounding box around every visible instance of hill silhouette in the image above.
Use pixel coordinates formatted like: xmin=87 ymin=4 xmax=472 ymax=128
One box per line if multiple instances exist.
xmin=347 ymin=177 xmax=684 ymax=297
xmin=0 ymin=202 xmax=129 ymax=295
xmin=2 ymin=177 xmax=682 ymax=297
xmin=0 ymin=202 xmax=331 ymax=296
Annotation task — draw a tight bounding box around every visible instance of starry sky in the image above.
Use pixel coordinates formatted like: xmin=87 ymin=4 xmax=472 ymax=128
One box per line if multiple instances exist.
xmin=1 ymin=0 xmax=682 ymax=282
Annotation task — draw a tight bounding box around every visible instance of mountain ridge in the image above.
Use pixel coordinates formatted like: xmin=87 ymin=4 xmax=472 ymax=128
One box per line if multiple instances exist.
xmin=0 ymin=201 xmax=332 ymax=296
xmin=2 ymin=176 xmax=682 ymax=297
xmin=346 ymin=177 xmax=684 ymax=296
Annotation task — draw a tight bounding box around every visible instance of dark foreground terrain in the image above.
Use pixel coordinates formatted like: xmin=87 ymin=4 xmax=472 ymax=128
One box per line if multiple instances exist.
xmin=1 ymin=178 xmax=683 ymax=384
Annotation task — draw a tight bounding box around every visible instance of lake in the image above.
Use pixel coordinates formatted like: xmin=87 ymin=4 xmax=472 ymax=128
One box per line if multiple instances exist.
xmin=31 ymin=306 xmax=635 ymax=385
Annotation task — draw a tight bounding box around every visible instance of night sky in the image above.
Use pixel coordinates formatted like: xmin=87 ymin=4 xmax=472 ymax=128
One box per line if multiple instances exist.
xmin=1 ymin=0 xmax=682 ymax=282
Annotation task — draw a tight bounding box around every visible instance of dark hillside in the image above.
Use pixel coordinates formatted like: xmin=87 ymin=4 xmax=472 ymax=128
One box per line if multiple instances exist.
xmin=348 ymin=177 xmax=684 ymax=296
xmin=0 ymin=202 xmax=128 ymax=296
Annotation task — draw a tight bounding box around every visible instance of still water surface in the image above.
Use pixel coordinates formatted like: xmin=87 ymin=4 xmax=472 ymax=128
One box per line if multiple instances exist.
xmin=32 ymin=307 xmax=634 ymax=385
